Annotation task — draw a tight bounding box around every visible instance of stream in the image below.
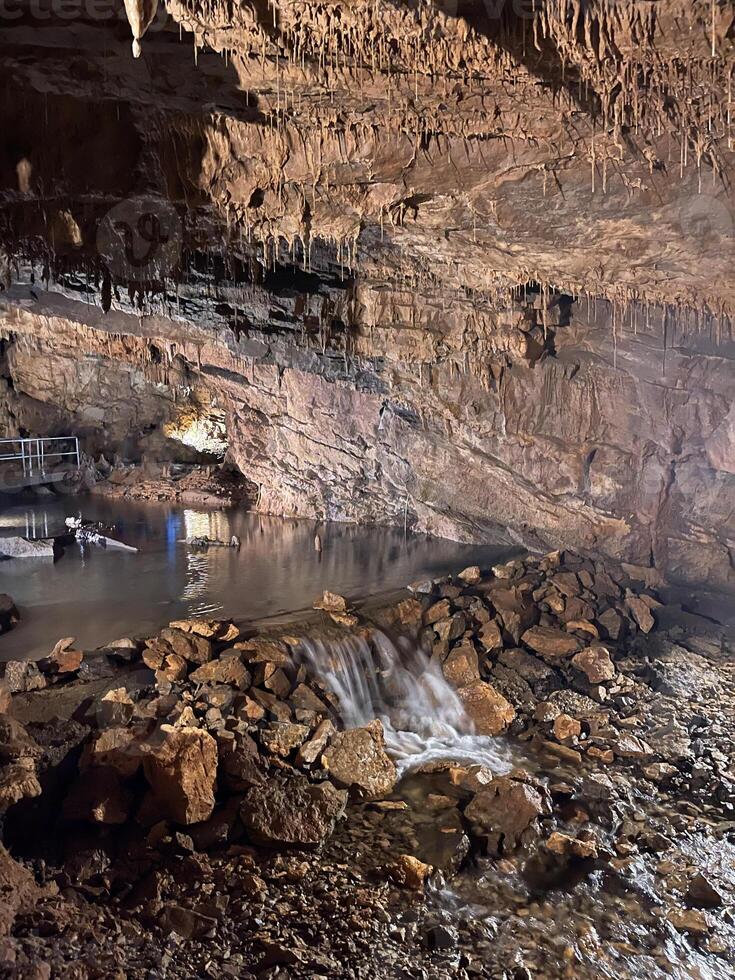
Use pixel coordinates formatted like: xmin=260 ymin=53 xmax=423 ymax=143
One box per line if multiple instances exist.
xmin=0 ymin=494 xmax=521 ymax=661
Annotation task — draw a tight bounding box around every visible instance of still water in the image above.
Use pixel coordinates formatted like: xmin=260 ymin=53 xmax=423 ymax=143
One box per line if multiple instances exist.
xmin=0 ymin=496 xmax=519 ymax=661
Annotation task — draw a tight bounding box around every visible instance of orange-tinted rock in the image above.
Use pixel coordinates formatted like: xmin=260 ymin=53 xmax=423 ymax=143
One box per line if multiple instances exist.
xmin=457 ymin=680 xmax=515 ymax=735
xmin=521 ymin=626 xmax=580 ymax=659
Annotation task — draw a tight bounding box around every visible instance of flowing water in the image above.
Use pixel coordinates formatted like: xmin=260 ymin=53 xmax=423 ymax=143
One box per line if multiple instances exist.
xmin=299 ymin=630 xmax=518 ymax=776
xmin=0 ymin=494 xmax=521 ymax=661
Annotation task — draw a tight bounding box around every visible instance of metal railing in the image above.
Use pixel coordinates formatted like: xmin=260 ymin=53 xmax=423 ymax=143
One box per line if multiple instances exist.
xmin=0 ymin=437 xmax=81 ymax=481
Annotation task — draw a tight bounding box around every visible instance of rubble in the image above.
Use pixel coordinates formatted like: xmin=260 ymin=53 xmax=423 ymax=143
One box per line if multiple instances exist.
xmin=0 ymin=550 xmax=731 ymax=977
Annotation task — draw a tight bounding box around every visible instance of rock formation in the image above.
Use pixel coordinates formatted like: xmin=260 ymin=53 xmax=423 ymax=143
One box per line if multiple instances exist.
xmin=0 ymin=1 xmax=733 ymax=587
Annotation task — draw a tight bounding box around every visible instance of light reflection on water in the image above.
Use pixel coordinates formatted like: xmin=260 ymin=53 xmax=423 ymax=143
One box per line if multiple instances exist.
xmin=0 ymin=495 xmax=520 ymax=660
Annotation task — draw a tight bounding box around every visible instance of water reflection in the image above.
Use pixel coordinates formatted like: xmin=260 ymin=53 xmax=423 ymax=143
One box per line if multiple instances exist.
xmin=0 ymin=495 xmax=521 ymax=660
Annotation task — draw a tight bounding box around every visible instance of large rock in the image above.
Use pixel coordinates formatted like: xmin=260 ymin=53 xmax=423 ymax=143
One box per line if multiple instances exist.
xmin=240 ymin=775 xmax=347 ymax=846
xmin=521 ymin=626 xmax=581 ymax=659
xmin=465 ymin=777 xmax=547 ymax=852
xmin=442 ymin=642 xmax=480 ymax=688
xmin=457 ymin=680 xmax=515 ymax=735
xmin=142 ymin=726 xmax=217 ymax=824
xmin=322 ymin=720 xmax=397 ymax=800
xmin=0 ymin=537 xmax=55 ymax=559
xmin=571 ymin=645 xmax=616 ymax=683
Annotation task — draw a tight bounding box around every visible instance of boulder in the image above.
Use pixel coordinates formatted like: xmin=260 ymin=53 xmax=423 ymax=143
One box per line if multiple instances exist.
xmin=142 ymin=726 xmax=217 ymax=825
xmin=260 ymin=722 xmax=309 ymax=758
xmin=457 ymin=680 xmax=515 ymax=735
xmin=0 ymin=537 xmax=55 ymax=559
xmin=478 ymin=619 xmax=504 ymax=651
xmin=457 ymin=565 xmax=481 ymax=585
xmin=465 ymin=777 xmax=546 ymax=852
xmin=158 ymin=629 xmax=213 ymax=665
xmin=240 ymin=775 xmax=347 ymax=846
xmin=38 ymin=637 xmax=83 ymax=675
xmin=189 ymin=655 xmax=251 ymax=689
xmin=295 ymin=719 xmax=335 ymax=767
xmin=388 ymin=854 xmax=433 ymax=889
xmin=521 ymin=626 xmax=580 ymax=659
xmin=625 ymin=595 xmax=655 ymax=633
xmin=442 ymin=642 xmax=480 ymax=688
xmin=322 ymin=720 xmax=397 ymax=800
xmin=3 ymin=661 xmax=46 ymax=694
xmin=571 ymin=645 xmax=616 ymax=683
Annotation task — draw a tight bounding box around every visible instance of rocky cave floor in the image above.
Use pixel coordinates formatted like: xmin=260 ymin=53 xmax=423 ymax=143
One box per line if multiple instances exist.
xmin=0 ymin=552 xmax=733 ymax=979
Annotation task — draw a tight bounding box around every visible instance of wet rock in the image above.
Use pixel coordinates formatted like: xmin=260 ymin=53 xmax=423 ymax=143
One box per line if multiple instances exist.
xmin=158 ymin=629 xmax=214 ymax=665
xmin=260 ymin=722 xmax=309 ymax=757
xmin=478 ymin=619 xmax=504 ymax=651
xmin=189 ymin=655 xmax=251 ymax=688
xmin=322 ymin=720 xmax=397 ymax=800
xmin=169 ymin=618 xmax=239 ymax=642
xmin=686 ymin=873 xmax=724 ymax=909
xmin=38 ymin=637 xmax=84 ymax=676
xmin=424 ymin=599 xmax=451 ymax=625
xmin=217 ymin=732 xmax=264 ymax=791
xmin=553 ymin=714 xmax=581 ymax=741
xmin=521 ymin=626 xmax=580 ymax=659
xmin=388 ymin=854 xmax=433 ymax=889
xmin=3 ymin=661 xmax=46 ymax=694
xmin=295 ymin=718 xmax=335 ymax=767
xmin=442 ymin=642 xmax=480 ymax=687
xmin=314 ymin=591 xmax=349 ymax=613
xmin=571 ymin=645 xmax=616 ymax=683
xmin=546 ymin=831 xmax=597 ymax=860
xmin=465 ymin=778 xmax=546 ymax=852
xmin=142 ymin=726 xmax=217 ymax=824
xmin=668 ymin=909 xmax=712 ymax=934
xmin=457 ymin=680 xmax=515 ymax=735
xmin=240 ymin=775 xmax=347 ymax=846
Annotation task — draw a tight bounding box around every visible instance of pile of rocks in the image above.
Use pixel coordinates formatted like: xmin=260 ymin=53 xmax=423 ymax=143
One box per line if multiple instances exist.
xmin=0 ymin=549 xmax=732 ymax=978
xmin=412 ymin=550 xmax=661 ymax=766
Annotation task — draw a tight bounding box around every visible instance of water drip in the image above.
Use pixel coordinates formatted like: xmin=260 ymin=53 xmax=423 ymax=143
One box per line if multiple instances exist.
xmin=298 ymin=629 xmax=516 ymax=778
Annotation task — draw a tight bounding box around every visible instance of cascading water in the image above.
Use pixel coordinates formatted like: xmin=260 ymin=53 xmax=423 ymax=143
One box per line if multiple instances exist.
xmin=298 ymin=630 xmax=517 ymax=777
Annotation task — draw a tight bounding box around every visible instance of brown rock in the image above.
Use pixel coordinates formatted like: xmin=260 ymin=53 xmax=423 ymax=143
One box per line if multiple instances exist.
xmin=81 ymin=725 xmax=147 ymax=778
xmin=553 ymin=713 xmax=581 ymax=741
xmin=142 ymin=726 xmax=217 ymax=824
xmin=546 ymin=831 xmax=597 ymax=859
xmin=313 ymin=591 xmax=348 ymax=613
xmin=322 ymin=720 xmax=397 ymax=800
xmin=0 ymin=595 xmax=19 ymax=635
xmin=260 ymin=722 xmax=309 ymax=757
xmin=457 ymin=680 xmax=515 ymax=735
xmin=3 ymin=661 xmax=45 ymax=694
xmin=159 ymin=628 xmax=214 ymax=665
xmin=478 ymin=619 xmax=504 ymax=651
xmin=465 ymin=777 xmax=546 ymax=850
xmin=39 ymin=637 xmax=83 ymax=675
xmin=217 ymin=733 xmax=264 ymax=790
xmin=240 ymin=775 xmax=347 ymax=846
xmin=424 ymin=599 xmax=451 ymax=625
xmin=434 ymin=612 xmax=467 ymax=642
xmin=625 ymin=595 xmax=655 ymax=633
xmin=388 ymin=854 xmax=433 ymax=889
xmin=156 ymin=653 xmax=188 ymax=684
xmin=98 ymin=687 xmax=135 ymax=727
xmin=442 ymin=642 xmax=480 ymax=688
xmin=597 ymin=607 xmax=624 ymax=640
xmin=236 ymin=639 xmax=292 ymax=667
xmin=564 ymin=619 xmax=600 ymax=640
xmin=613 ymin=733 xmax=653 ymax=759
xmin=296 ymin=719 xmax=335 ymax=767
xmin=571 ymin=645 xmax=616 ymax=683
xmin=0 ymin=758 xmax=41 ymax=809
xmin=169 ymin=618 xmax=239 ymax=642
xmin=290 ymin=683 xmax=329 ymax=714
xmin=685 ymin=873 xmax=724 ymax=909
xmin=189 ymin=656 xmax=251 ymax=688
xmin=457 ymin=565 xmax=481 ymax=585
xmin=521 ymin=626 xmax=580 ymax=659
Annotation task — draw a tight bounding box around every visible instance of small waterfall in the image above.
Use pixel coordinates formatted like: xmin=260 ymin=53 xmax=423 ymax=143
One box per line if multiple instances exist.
xmin=298 ymin=630 xmax=515 ymax=777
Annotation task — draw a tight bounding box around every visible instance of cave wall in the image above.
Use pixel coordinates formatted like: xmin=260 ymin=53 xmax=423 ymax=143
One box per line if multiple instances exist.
xmin=1 ymin=277 xmax=732 ymax=590
xmin=0 ymin=0 xmax=733 ymax=589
